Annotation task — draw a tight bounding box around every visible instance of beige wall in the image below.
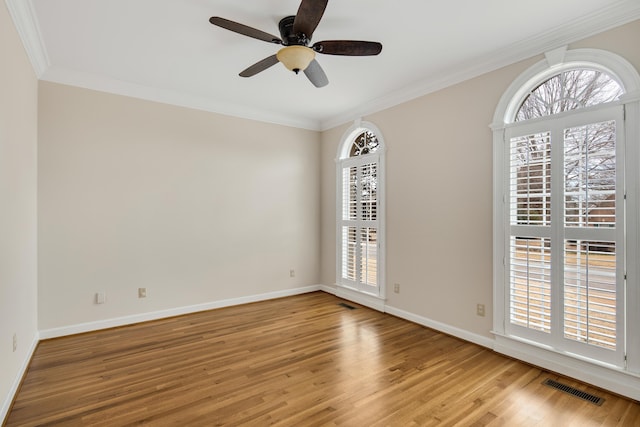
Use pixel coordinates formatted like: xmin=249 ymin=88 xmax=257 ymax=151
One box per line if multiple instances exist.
xmin=320 ymin=20 xmax=640 ymax=340
xmin=38 ymin=82 xmax=320 ymax=330
xmin=0 ymin=1 xmax=39 ymax=419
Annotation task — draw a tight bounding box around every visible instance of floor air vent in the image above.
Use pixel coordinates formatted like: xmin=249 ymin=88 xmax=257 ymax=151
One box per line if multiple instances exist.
xmin=542 ymin=378 xmax=604 ymax=406
xmin=338 ymin=302 xmax=356 ymax=310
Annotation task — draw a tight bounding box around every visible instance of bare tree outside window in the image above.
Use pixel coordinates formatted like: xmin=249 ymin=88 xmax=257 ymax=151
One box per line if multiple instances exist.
xmin=564 ymin=121 xmax=616 ymax=228
xmin=513 ymin=70 xmax=621 ymax=231
xmin=511 ymin=132 xmax=551 ymax=226
xmin=516 ymin=69 xmax=623 ymax=121
xmin=349 ymin=131 xmax=379 ymax=157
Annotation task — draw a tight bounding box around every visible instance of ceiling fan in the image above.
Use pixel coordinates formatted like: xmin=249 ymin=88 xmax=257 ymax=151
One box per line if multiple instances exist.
xmin=209 ymin=0 xmax=382 ymax=88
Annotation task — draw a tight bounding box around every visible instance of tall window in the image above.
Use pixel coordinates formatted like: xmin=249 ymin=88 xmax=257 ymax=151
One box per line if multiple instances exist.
xmin=337 ymin=124 xmax=385 ymax=301
xmin=507 ymin=70 xmax=624 ymax=364
xmin=493 ymin=49 xmax=640 ymax=376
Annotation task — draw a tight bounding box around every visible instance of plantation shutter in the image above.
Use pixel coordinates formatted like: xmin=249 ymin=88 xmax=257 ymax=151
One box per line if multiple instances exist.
xmin=505 ymin=105 xmax=624 ymax=365
xmin=508 ymin=132 xmax=552 ymax=334
xmin=340 ymin=156 xmax=379 ymax=292
xmin=562 ymin=120 xmax=620 ymax=353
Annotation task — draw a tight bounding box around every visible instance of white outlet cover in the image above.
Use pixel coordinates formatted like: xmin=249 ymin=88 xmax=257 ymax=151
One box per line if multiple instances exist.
xmin=96 ymin=292 xmax=106 ymax=304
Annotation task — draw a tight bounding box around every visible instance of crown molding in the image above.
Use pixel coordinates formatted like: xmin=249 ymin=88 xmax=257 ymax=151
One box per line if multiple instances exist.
xmin=319 ymin=1 xmax=640 ymax=131
xmin=7 ymin=0 xmax=640 ymax=132
xmin=5 ymin=0 xmax=49 ymax=77
xmin=41 ymin=66 xmax=322 ymax=131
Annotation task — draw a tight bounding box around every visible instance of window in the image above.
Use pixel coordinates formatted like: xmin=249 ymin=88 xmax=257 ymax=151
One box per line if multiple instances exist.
xmin=336 ymin=123 xmax=385 ymax=304
xmin=492 ymin=48 xmax=640 ymax=388
xmin=507 ymin=102 xmax=623 ymax=364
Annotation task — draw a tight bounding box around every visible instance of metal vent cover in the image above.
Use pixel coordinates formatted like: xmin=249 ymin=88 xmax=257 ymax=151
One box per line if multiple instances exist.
xmin=338 ymin=302 xmax=356 ymax=310
xmin=542 ymin=378 xmax=605 ymax=406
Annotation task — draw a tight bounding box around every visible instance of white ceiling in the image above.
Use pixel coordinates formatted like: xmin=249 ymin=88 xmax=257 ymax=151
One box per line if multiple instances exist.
xmin=8 ymin=0 xmax=640 ymax=130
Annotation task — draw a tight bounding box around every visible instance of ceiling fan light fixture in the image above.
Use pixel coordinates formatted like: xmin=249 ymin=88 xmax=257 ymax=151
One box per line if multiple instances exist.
xmin=276 ymin=45 xmax=315 ymax=74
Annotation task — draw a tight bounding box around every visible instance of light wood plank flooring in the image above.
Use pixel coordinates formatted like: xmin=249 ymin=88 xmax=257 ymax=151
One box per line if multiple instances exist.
xmin=5 ymin=292 xmax=640 ymax=426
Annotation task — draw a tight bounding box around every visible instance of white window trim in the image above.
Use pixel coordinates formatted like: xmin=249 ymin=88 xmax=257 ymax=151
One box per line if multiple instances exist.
xmin=335 ymin=120 xmax=386 ymax=310
xmin=491 ymin=47 xmax=640 ymax=400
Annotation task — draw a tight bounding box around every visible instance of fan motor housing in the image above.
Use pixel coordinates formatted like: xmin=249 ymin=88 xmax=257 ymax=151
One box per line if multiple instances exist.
xmin=279 ymin=16 xmax=308 ymax=46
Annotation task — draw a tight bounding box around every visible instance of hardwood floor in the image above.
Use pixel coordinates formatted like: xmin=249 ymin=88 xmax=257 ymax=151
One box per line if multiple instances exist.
xmin=5 ymin=292 xmax=640 ymax=426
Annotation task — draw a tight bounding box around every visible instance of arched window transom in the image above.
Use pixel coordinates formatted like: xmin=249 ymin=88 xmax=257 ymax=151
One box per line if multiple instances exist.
xmin=515 ymin=69 xmax=623 ymax=121
xmin=349 ymin=131 xmax=380 ymax=157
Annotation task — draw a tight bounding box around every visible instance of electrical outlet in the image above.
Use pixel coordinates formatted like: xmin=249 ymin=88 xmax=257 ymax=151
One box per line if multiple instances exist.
xmin=477 ymin=303 xmax=486 ymax=317
xmin=290 ymin=269 xmax=295 ymax=278
xmin=138 ymin=287 xmax=147 ymax=298
xmin=96 ymin=292 xmax=106 ymax=304
xmin=394 ymin=283 xmax=400 ymax=293
xmin=13 ymin=333 xmax=17 ymax=352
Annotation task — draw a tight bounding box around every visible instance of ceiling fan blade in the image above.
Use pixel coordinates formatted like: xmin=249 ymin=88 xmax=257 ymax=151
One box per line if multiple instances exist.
xmin=239 ymin=55 xmax=280 ymax=77
xmin=313 ymin=40 xmax=382 ymax=56
xmin=210 ymin=17 xmax=282 ymax=44
xmin=293 ymin=0 xmax=328 ymax=39
xmin=304 ymin=59 xmax=328 ymax=88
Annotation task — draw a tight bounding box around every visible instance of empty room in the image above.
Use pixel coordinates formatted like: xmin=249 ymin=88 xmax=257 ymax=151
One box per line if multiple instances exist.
xmin=2 ymin=0 xmax=640 ymax=425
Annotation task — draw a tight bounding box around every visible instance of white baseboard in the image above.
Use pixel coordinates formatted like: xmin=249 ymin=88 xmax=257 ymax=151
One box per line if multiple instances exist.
xmin=39 ymin=285 xmax=323 ymax=339
xmin=1 ymin=331 xmax=39 ymax=423
xmin=384 ymin=304 xmax=495 ymax=349
xmin=319 ymin=284 xmax=336 ymax=295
